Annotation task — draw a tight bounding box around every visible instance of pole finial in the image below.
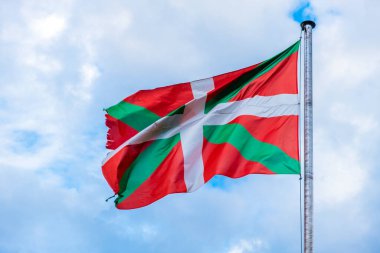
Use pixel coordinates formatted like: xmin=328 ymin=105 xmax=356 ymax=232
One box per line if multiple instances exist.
xmin=301 ymin=20 xmax=316 ymax=31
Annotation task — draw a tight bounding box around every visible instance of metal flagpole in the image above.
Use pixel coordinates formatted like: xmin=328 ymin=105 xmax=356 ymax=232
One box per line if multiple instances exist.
xmin=301 ymin=20 xmax=315 ymax=253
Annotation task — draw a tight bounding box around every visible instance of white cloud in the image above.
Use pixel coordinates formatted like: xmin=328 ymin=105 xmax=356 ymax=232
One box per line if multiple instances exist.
xmin=29 ymin=14 xmax=66 ymax=41
xmin=81 ymin=64 xmax=100 ymax=88
xmin=81 ymin=64 xmax=99 ymax=87
xmin=315 ymin=134 xmax=367 ymax=205
xmin=227 ymin=238 xmax=266 ymax=253
xmin=0 ymin=78 xmax=65 ymax=170
xmin=330 ymin=103 xmax=378 ymax=136
xmin=309 ymin=0 xmax=380 ymax=209
xmin=66 ymin=63 xmax=100 ymax=101
xmin=23 ymin=51 xmax=62 ymax=73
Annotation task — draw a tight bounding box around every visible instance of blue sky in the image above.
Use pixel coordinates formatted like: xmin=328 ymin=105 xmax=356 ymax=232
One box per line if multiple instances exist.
xmin=1 ymin=0 xmax=380 ymax=253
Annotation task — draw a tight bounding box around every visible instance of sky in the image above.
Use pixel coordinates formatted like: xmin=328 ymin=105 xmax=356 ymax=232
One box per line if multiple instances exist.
xmin=0 ymin=0 xmax=379 ymax=252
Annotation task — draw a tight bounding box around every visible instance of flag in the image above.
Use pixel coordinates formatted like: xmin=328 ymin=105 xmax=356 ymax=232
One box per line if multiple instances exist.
xmin=102 ymin=41 xmax=301 ymax=209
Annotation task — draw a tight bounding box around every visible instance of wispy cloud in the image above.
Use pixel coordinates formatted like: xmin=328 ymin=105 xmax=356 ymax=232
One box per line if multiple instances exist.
xmin=227 ymin=238 xmax=266 ymax=253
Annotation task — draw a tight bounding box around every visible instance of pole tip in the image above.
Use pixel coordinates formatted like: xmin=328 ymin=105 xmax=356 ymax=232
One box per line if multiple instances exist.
xmin=301 ymin=20 xmax=316 ymax=30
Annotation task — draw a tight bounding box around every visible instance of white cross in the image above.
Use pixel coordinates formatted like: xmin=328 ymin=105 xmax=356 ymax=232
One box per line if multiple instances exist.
xmin=103 ymin=78 xmax=299 ymax=192
xmin=181 ymin=78 xmax=215 ymax=192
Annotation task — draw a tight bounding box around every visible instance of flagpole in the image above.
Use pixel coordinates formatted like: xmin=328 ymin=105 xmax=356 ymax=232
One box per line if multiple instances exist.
xmin=301 ymin=20 xmax=315 ymax=253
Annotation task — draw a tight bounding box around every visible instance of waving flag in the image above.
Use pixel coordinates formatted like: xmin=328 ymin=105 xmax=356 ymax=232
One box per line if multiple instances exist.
xmin=102 ymin=41 xmax=301 ymax=209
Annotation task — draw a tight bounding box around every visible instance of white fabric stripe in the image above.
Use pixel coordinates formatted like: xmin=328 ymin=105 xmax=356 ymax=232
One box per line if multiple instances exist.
xmin=183 ymin=78 xmax=214 ymax=192
xmin=103 ymin=94 xmax=299 ymax=165
xmin=190 ymin=78 xmax=215 ymax=98
xmin=147 ymin=100 xmax=298 ymax=142
xmin=246 ymin=93 xmax=299 ymax=106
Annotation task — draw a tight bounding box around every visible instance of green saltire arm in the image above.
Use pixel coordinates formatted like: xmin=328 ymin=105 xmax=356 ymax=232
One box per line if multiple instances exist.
xmin=204 ymin=124 xmax=300 ymax=174
xmin=115 ymin=134 xmax=181 ymax=205
xmin=205 ymin=40 xmax=300 ymax=113
xmin=106 ymin=101 xmax=161 ymax=132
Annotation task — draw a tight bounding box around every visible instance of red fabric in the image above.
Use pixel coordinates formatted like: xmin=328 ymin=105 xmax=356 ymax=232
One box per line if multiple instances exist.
xmin=124 ymin=82 xmax=193 ymax=117
xmin=116 ymin=141 xmax=186 ymax=209
xmin=207 ymin=63 xmax=260 ymax=102
xmin=228 ymin=115 xmax=299 ymax=160
xmin=102 ymin=141 xmax=153 ymax=193
xmin=202 ymin=139 xmax=274 ymax=183
xmin=105 ymin=114 xmax=139 ymax=150
xmin=229 ymin=52 xmax=298 ymax=101
xmin=212 ymin=63 xmax=260 ymax=90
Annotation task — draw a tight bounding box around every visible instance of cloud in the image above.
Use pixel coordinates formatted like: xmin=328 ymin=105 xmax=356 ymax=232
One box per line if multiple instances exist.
xmin=303 ymin=1 xmax=380 ymax=251
xmin=66 ymin=63 xmax=100 ymax=101
xmin=315 ymin=136 xmax=367 ymax=205
xmin=29 ymin=14 xmax=66 ymax=41
xmin=1 ymin=0 xmax=380 ymax=253
xmin=309 ymin=0 xmax=380 ymax=208
xmin=227 ymin=238 xmax=266 ymax=253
